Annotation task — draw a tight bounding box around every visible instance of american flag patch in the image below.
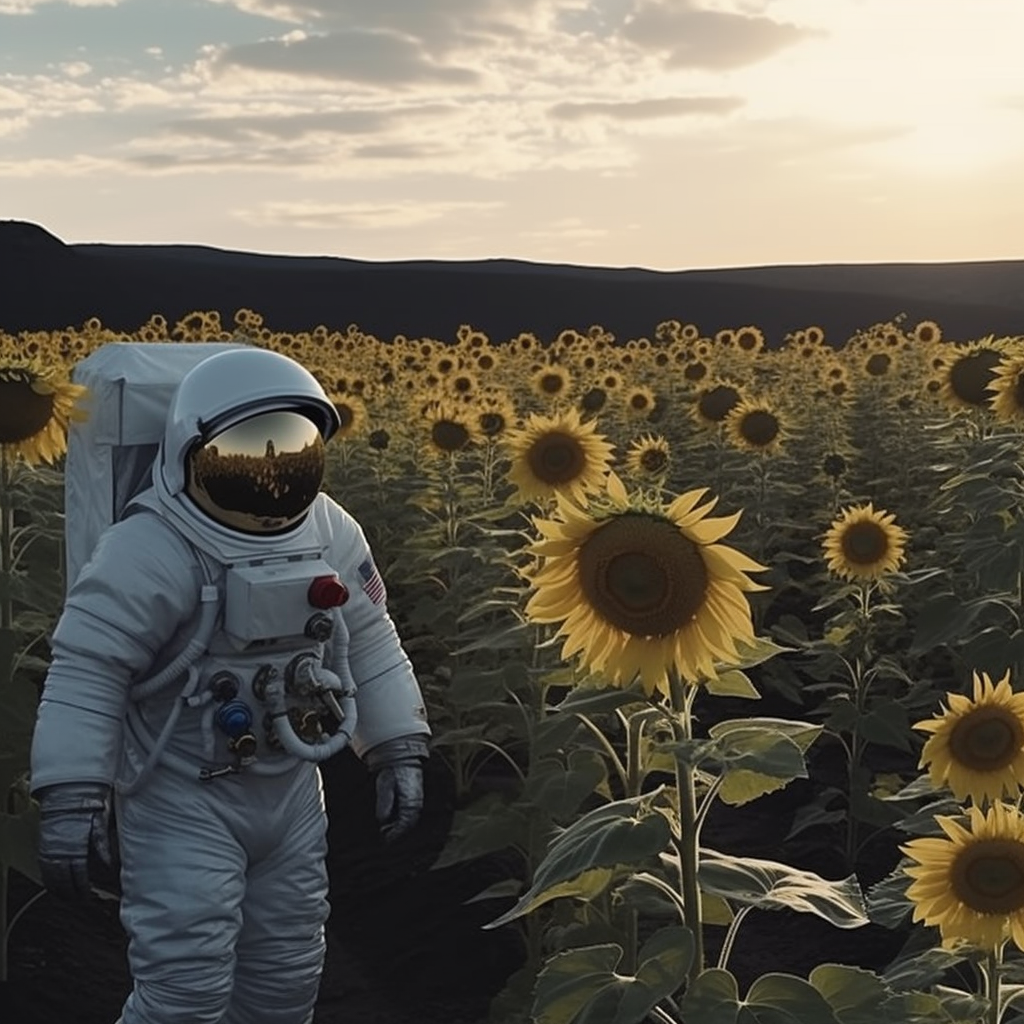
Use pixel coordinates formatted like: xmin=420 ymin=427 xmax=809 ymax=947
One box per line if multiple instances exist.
xmin=357 ymin=557 xmax=386 ymax=605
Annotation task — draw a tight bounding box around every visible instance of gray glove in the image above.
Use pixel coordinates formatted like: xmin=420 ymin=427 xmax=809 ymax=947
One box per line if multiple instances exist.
xmin=36 ymin=783 xmax=114 ymax=901
xmin=364 ymin=736 xmax=429 ymax=843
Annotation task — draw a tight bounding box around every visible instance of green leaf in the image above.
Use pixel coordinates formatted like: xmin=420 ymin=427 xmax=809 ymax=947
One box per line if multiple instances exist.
xmin=431 ymin=792 xmax=534 ymax=870
xmin=809 ymin=964 xmax=894 ymax=1024
xmin=698 ymin=848 xmax=869 ymax=929
xmin=709 ymin=718 xmax=822 ymax=755
xmin=727 ymin=636 xmax=795 ymax=670
xmin=523 ymin=749 xmax=608 ymax=822
xmin=705 ymin=670 xmax=761 ymax=699
xmin=882 ymin=947 xmax=971 ymax=992
xmin=532 ymin=927 xmax=693 ymax=1024
xmin=857 ymin=699 xmax=913 ymax=752
xmin=678 ymin=968 xmax=741 ymax=1024
xmin=708 ymin=718 xmax=822 ymax=806
xmin=742 ymin=973 xmax=841 ymax=1024
xmin=485 ymin=791 xmax=672 ymax=928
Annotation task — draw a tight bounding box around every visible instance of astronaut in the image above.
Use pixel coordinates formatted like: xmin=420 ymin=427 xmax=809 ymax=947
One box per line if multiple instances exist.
xmin=29 ymin=346 xmax=431 ymax=1024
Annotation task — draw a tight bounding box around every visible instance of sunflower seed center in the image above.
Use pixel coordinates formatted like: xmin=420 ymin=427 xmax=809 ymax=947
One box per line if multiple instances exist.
xmin=949 ymin=706 xmax=1024 ymax=770
xmin=527 ymin=431 xmax=585 ymax=484
xmin=950 ymin=350 xmax=1002 ymax=406
xmin=952 ymin=839 xmax=1024 ymax=914
xmin=431 ymin=420 xmax=470 ymax=452
xmin=739 ymin=410 xmax=780 ymax=447
xmin=0 ymin=371 xmax=56 ymax=443
xmin=577 ymin=513 xmax=708 ymax=636
xmin=840 ymin=521 xmax=888 ymax=565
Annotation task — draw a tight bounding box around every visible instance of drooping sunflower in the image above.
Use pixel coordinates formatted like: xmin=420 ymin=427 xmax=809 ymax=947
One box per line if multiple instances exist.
xmin=523 ymin=473 xmax=769 ymax=695
xmin=0 ymin=357 xmax=88 ymax=466
xmin=692 ymin=381 xmax=745 ymax=428
xmin=723 ymin=398 xmax=787 ymax=455
xmin=914 ymin=670 xmax=1024 ymax=805
xmin=988 ymin=353 xmax=1024 ymax=426
xmin=822 ymin=502 xmax=908 ymax=581
xmin=504 ymin=407 xmax=615 ymax=504
xmin=902 ymin=801 xmax=1024 ymax=951
xmin=624 ymin=433 xmax=671 ymax=482
xmin=326 ymin=392 xmax=368 ymax=440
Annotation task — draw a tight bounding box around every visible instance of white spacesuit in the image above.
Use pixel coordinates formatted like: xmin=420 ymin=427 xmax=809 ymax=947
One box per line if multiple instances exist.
xmin=29 ymin=345 xmax=431 ymax=1024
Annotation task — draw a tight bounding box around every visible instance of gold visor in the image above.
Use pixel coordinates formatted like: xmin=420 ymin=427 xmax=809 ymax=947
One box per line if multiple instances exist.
xmin=186 ymin=410 xmax=325 ymax=533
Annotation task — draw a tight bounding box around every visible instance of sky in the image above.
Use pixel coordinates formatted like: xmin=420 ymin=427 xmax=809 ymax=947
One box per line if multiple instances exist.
xmin=2 ymin=0 xmax=1024 ymax=270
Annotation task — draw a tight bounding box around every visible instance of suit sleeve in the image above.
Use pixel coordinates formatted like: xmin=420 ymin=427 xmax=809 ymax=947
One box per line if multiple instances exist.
xmin=30 ymin=512 xmax=202 ymax=792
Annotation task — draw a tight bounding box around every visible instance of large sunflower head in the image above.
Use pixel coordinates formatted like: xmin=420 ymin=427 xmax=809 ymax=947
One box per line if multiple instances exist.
xmin=0 ymin=356 xmax=88 ymax=466
xmin=902 ymin=801 xmax=1024 ymax=951
xmin=523 ymin=473 xmax=769 ymax=696
xmin=822 ymin=502 xmax=908 ymax=582
xmin=915 ymin=670 xmax=1024 ymax=806
xmin=504 ymin=407 xmax=615 ymax=505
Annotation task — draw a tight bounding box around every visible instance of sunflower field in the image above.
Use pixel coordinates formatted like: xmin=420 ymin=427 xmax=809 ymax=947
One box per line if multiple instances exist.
xmin=6 ymin=310 xmax=1024 ymax=1022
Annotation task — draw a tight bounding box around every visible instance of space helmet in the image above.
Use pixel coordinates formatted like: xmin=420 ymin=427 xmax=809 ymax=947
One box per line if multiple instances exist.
xmin=159 ymin=347 xmax=340 ymax=534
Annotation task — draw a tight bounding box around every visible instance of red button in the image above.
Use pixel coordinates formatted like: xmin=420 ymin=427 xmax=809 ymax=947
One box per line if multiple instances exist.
xmin=308 ymin=575 xmax=349 ymax=608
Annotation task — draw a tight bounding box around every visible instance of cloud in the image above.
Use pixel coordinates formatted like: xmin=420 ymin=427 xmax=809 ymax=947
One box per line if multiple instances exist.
xmin=235 ymin=197 xmax=503 ymax=230
xmin=0 ymin=0 xmax=120 ymax=12
xmin=216 ymin=28 xmax=481 ymax=85
xmin=551 ymin=95 xmax=743 ymax=121
xmin=619 ymin=0 xmax=814 ymax=69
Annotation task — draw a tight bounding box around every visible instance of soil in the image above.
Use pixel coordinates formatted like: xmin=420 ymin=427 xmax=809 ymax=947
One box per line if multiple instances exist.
xmin=2 ymin=735 xmax=912 ymax=1024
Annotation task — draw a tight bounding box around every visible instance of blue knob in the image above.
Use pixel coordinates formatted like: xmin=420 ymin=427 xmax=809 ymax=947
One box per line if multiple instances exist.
xmin=215 ymin=699 xmax=254 ymax=739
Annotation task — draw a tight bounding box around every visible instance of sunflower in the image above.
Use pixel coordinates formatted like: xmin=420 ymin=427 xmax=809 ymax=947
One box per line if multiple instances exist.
xmin=624 ymin=433 xmax=671 ymax=482
xmin=912 ymin=320 xmax=942 ymax=345
xmin=914 ymin=670 xmax=1024 ymax=805
xmin=623 ymin=385 xmax=657 ymax=420
xmin=988 ymin=353 xmax=1024 ymax=426
xmin=531 ymin=364 xmax=573 ymax=402
xmin=693 ymin=381 xmax=745 ymax=428
xmin=939 ymin=338 xmax=1008 ymax=411
xmin=902 ymin=801 xmax=1024 ymax=951
xmin=474 ymin=388 xmax=519 ymax=440
xmin=523 ymin=473 xmax=769 ymax=695
xmin=733 ymin=326 xmax=765 ymax=356
xmin=822 ymin=502 xmax=908 ymax=581
xmin=0 ymin=358 xmax=88 ymax=466
xmin=423 ymin=398 xmax=482 ymax=456
xmin=505 ymin=407 xmax=614 ymax=504
xmin=724 ymin=398 xmax=786 ymax=455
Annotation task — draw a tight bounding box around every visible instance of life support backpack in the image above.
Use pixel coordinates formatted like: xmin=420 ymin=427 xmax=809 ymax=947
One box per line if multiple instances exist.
xmin=64 ymin=341 xmax=249 ymax=592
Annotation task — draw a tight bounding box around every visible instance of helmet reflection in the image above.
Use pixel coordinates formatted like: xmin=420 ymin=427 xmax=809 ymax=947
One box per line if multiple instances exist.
xmin=186 ymin=410 xmax=325 ymax=533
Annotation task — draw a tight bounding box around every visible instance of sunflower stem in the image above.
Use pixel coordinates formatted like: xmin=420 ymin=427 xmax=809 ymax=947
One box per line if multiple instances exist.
xmin=984 ymin=944 xmax=1002 ymax=1024
xmin=668 ymin=668 xmax=703 ymax=984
